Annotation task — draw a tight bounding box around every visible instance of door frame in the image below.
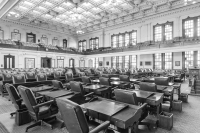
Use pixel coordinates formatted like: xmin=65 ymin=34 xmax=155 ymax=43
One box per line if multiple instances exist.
xmin=4 ymin=54 xmax=15 ymax=69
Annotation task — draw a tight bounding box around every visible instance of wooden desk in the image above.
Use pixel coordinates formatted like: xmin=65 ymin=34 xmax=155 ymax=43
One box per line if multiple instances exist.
xmin=131 ymin=90 xmax=163 ymax=118
xmin=37 ymin=90 xmax=74 ymax=99
xmin=29 ymin=85 xmax=53 ymax=92
xmin=81 ymin=97 xmax=142 ymax=133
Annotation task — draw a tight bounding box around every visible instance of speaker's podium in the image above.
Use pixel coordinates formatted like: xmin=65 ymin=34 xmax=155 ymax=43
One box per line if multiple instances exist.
xmin=189 ymin=68 xmax=200 ymax=79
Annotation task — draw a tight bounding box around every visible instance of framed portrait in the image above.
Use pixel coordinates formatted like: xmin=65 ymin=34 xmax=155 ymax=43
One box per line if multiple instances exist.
xmin=11 ymin=29 xmax=21 ymax=41
xmin=41 ymin=35 xmax=48 ymax=45
xmin=175 ymin=61 xmax=180 ymax=66
xmin=52 ymin=37 xmax=59 ymax=46
xmin=99 ymin=61 xmax=103 ymax=66
xmin=25 ymin=58 xmax=35 ymax=68
xmin=140 ymin=61 xmax=143 ymax=66
xmin=145 ymin=61 xmax=151 ymax=66
xmin=106 ymin=61 xmax=109 ymax=66
xmin=27 ymin=32 xmax=36 ymax=43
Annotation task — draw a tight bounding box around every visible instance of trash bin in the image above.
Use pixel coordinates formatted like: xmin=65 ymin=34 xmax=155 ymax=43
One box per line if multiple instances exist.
xmin=15 ymin=109 xmax=31 ymax=126
xmin=179 ymin=93 xmax=188 ymax=103
xmin=172 ymin=100 xmax=182 ymax=112
xmin=159 ymin=112 xmax=173 ymax=130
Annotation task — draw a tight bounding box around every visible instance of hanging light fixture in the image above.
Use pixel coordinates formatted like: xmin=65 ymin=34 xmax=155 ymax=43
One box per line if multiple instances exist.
xmin=76 ymin=24 xmax=84 ymax=34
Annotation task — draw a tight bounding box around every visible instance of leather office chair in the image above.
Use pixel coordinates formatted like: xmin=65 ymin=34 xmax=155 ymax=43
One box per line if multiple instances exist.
xmin=154 ymin=77 xmax=169 ymax=86
xmin=65 ymin=73 xmax=74 ymax=82
xmin=81 ymin=76 xmax=92 ymax=85
xmin=69 ymin=81 xmax=94 ymax=104
xmin=18 ymin=85 xmax=58 ymax=132
xmin=174 ymin=73 xmax=185 ymax=83
xmin=52 ymin=80 xmax=68 ymax=90
xmin=139 ymin=82 xmax=157 ymax=92
xmin=114 ymin=89 xmax=156 ymax=130
xmin=25 ymin=72 xmax=36 ymax=80
xmin=119 ymin=75 xmax=131 ymax=89
xmin=5 ymin=83 xmax=27 ymax=116
xmin=99 ymin=77 xmax=111 ymax=86
xmin=2 ymin=73 xmax=13 ymax=81
xmin=36 ymin=73 xmax=47 ymax=82
xmin=12 ymin=74 xmax=26 ymax=84
xmin=53 ymin=71 xmax=62 ymax=80
xmin=56 ymin=98 xmax=110 ymax=133
xmin=99 ymin=77 xmax=117 ymax=99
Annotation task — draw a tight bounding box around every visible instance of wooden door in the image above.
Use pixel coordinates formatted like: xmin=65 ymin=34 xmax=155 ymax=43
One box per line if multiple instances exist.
xmin=4 ymin=55 xmax=15 ymax=69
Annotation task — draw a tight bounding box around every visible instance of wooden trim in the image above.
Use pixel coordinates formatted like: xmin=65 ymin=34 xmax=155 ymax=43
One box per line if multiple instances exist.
xmin=194 ymin=51 xmax=198 ymax=67
xmin=182 ymin=52 xmax=185 ymax=70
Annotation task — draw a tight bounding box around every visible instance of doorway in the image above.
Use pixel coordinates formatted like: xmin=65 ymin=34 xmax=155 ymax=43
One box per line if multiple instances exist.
xmin=4 ymin=55 xmax=15 ymax=69
xmin=41 ymin=57 xmax=52 ymax=68
xmin=69 ymin=58 xmax=74 ymax=68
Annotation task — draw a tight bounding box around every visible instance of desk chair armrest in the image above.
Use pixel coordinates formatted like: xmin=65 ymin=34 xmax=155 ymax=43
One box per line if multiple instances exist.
xmin=33 ymin=100 xmax=54 ymax=110
xmin=16 ymin=98 xmax=23 ymax=104
xmin=89 ymin=121 xmax=110 ymax=133
xmin=35 ymin=96 xmax=43 ymax=100
xmin=140 ymin=103 xmax=148 ymax=110
xmin=84 ymin=92 xmax=94 ymax=98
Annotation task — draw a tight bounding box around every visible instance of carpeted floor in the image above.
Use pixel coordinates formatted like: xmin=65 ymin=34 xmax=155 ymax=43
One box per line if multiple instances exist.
xmin=0 ymin=81 xmax=200 ymax=133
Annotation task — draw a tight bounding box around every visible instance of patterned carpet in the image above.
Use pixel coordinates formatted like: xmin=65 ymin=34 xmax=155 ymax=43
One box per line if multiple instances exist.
xmin=0 ymin=81 xmax=200 ymax=133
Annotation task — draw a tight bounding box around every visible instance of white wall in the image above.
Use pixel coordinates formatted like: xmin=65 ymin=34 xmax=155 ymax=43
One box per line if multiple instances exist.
xmin=139 ymin=54 xmax=153 ymax=69
xmin=173 ymin=52 xmax=183 ymax=70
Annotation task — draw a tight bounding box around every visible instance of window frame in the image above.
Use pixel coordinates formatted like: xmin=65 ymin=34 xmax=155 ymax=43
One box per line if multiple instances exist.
xmin=182 ymin=16 xmax=200 ymax=38
xmin=89 ymin=37 xmax=99 ymax=50
xmin=153 ymin=21 xmax=173 ymax=42
xmin=78 ymin=40 xmax=86 ymax=52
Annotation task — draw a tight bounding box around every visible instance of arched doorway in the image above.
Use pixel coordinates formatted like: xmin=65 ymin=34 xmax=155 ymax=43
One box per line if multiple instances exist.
xmin=88 ymin=59 xmax=93 ymax=67
xmin=69 ymin=58 xmax=75 ymax=68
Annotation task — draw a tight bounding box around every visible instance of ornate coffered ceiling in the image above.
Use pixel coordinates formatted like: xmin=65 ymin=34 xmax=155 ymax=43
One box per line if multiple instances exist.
xmin=0 ymin=0 xmax=199 ymax=35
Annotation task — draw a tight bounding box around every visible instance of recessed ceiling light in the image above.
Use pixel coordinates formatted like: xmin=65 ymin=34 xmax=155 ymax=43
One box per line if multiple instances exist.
xmin=19 ymin=6 xmax=28 ymax=10
xmin=9 ymin=11 xmax=16 ymax=15
xmin=23 ymin=1 xmax=34 ymax=6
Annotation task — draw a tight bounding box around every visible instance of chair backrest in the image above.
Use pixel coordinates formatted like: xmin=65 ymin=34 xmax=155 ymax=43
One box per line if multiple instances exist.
xmin=65 ymin=73 xmax=73 ymax=81
xmin=70 ymin=81 xmax=85 ymax=95
xmin=2 ymin=73 xmax=12 ymax=81
xmin=5 ymin=83 xmax=22 ymax=110
xmin=36 ymin=73 xmax=47 ymax=81
xmin=119 ymin=75 xmax=130 ymax=82
xmin=114 ymin=89 xmax=138 ymax=105
xmin=81 ymin=76 xmax=92 ymax=84
xmin=56 ymin=98 xmax=89 ymax=133
xmin=52 ymin=80 xmax=64 ymax=90
xmin=54 ymin=71 xmax=61 ymax=78
xmin=139 ymin=82 xmax=157 ymax=92
xmin=12 ymin=74 xmax=26 ymax=84
xmin=154 ymin=77 xmax=169 ymax=86
xmin=18 ymin=86 xmax=38 ymax=114
xmin=78 ymin=72 xmax=86 ymax=77
xmin=26 ymin=72 xmax=36 ymax=79
xmin=99 ymin=77 xmax=110 ymax=86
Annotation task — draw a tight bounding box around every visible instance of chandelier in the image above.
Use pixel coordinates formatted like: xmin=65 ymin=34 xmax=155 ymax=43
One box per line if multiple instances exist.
xmin=76 ymin=24 xmax=84 ymax=34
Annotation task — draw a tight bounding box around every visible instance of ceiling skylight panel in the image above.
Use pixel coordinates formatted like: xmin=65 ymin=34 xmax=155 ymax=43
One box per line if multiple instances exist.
xmin=17 ymin=6 xmax=29 ymax=11
xmin=20 ymin=1 xmax=35 ymax=7
xmin=62 ymin=2 xmax=75 ymax=9
xmin=42 ymin=1 xmax=53 ymax=8
xmin=90 ymin=7 xmax=102 ymax=13
xmin=35 ymin=6 xmax=48 ymax=12
xmin=32 ymin=10 xmax=42 ymax=15
xmin=81 ymin=2 xmax=93 ymax=9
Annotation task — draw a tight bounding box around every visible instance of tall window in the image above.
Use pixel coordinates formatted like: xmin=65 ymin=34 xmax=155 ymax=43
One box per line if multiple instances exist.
xmin=131 ymin=55 xmax=137 ymax=69
xmin=90 ymin=37 xmax=99 ymax=50
xmin=111 ymin=30 xmax=137 ymax=48
xmin=183 ymin=16 xmax=200 ymax=37
xmin=155 ymin=53 xmax=162 ymax=69
xmin=112 ymin=56 xmax=117 ymax=68
xmin=185 ymin=51 xmax=194 ymax=68
xmin=78 ymin=40 xmax=86 ymax=52
xmin=118 ymin=56 xmax=122 ymax=69
xmin=130 ymin=31 xmax=137 ymax=45
xmin=124 ymin=56 xmax=129 ymax=69
xmin=52 ymin=37 xmax=59 ymax=46
xmin=26 ymin=32 xmax=36 ymax=43
xmin=198 ymin=51 xmax=200 ymax=66
xmin=111 ymin=35 xmax=118 ymax=48
xmin=165 ymin=53 xmax=172 ymax=69
xmin=94 ymin=58 xmax=99 ymax=68
xmin=63 ymin=39 xmax=67 ymax=48
xmin=154 ymin=22 xmax=173 ymax=42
